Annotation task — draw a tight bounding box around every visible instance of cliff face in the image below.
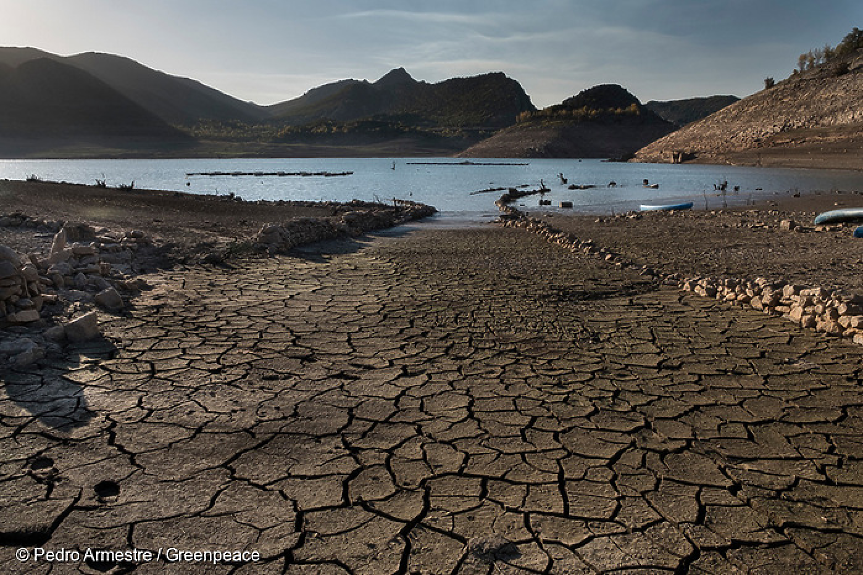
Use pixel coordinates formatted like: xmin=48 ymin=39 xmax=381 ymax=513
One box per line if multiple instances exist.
xmin=634 ymin=50 xmax=863 ymax=169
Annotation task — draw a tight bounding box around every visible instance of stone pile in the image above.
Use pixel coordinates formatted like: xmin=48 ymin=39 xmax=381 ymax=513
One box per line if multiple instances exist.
xmin=0 ymin=244 xmax=45 ymax=325
xmin=256 ymin=201 xmax=436 ymax=255
xmin=0 ymin=218 xmax=154 ymax=366
xmin=497 ymin=203 xmax=863 ymax=346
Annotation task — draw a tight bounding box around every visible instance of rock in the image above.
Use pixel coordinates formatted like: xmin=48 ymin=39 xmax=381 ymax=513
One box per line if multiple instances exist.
xmin=45 ymin=247 xmax=73 ymax=265
xmin=0 ymin=337 xmax=37 ymax=355
xmin=0 ymin=245 xmax=21 ymax=266
xmin=837 ymin=302 xmax=863 ymax=316
xmin=840 ymin=315 xmax=863 ymax=330
xmin=0 ymin=260 xmax=17 ymax=280
xmin=817 ymin=320 xmax=843 ymax=335
xmin=14 ymin=344 xmax=44 ymax=367
xmin=789 ymin=305 xmax=806 ymax=323
xmin=6 ymin=309 xmax=40 ymax=324
xmin=49 ymin=273 xmax=65 ymax=289
xmin=64 ymin=312 xmax=100 ymax=343
xmin=43 ymin=325 xmax=66 ymax=342
xmin=62 ymin=222 xmax=96 ymax=242
xmin=779 ymin=219 xmax=797 ymax=231
xmin=94 ymin=287 xmax=124 ymax=311
xmin=71 ymin=244 xmax=97 ymax=256
xmin=92 ymin=277 xmax=111 ymax=291
xmin=20 ymin=264 xmax=38 ymax=282
xmin=50 ymin=228 xmax=67 ymax=255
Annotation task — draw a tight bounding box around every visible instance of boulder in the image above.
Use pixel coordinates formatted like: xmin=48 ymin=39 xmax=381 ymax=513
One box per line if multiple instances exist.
xmin=94 ymin=287 xmax=124 ymax=311
xmin=64 ymin=312 xmax=100 ymax=343
xmin=0 ymin=245 xmax=20 ymax=266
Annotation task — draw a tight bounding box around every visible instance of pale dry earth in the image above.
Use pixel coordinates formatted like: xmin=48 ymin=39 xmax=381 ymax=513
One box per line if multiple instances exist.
xmin=2 ymin=219 xmax=863 ymax=574
xmin=633 ymin=51 xmax=863 ymax=171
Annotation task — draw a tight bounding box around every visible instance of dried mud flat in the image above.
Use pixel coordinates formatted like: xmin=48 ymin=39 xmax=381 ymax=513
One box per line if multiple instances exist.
xmin=2 ymin=181 xmax=863 ymax=574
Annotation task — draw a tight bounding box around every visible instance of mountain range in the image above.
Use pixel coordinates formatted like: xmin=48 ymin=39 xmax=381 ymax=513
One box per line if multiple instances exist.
xmin=0 ymin=47 xmax=737 ymax=158
xmin=268 ymin=67 xmax=534 ymax=129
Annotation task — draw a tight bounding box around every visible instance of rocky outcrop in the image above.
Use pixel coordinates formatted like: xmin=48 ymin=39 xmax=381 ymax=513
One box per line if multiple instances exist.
xmin=634 ymin=50 xmax=863 ymax=168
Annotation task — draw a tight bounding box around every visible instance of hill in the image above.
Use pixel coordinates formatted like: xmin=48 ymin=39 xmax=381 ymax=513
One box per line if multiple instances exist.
xmin=269 ymin=68 xmax=535 ymax=129
xmin=459 ymin=84 xmax=676 ymax=158
xmin=645 ymin=95 xmax=739 ymax=127
xmin=0 ymin=48 xmax=269 ymax=125
xmin=266 ymin=78 xmax=364 ymax=119
xmin=634 ymin=47 xmax=863 ymax=169
xmin=0 ymin=58 xmax=192 ymax=156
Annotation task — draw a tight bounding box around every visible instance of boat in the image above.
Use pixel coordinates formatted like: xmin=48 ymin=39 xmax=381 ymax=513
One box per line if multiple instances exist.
xmin=854 ymin=226 xmax=863 ymax=238
xmin=813 ymin=208 xmax=863 ymax=225
xmin=640 ymin=202 xmax=694 ymax=212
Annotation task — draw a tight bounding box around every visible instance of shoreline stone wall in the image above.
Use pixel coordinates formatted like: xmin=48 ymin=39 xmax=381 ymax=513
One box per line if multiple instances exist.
xmin=255 ymin=200 xmax=437 ymax=255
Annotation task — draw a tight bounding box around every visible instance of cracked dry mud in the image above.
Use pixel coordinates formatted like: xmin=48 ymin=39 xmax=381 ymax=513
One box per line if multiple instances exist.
xmin=2 ymin=223 xmax=863 ymax=574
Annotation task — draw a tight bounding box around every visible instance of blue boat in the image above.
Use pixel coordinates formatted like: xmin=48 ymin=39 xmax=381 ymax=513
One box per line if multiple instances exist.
xmin=640 ymin=202 xmax=693 ymax=212
xmin=854 ymin=226 xmax=863 ymax=238
xmin=814 ymin=208 xmax=863 ymax=225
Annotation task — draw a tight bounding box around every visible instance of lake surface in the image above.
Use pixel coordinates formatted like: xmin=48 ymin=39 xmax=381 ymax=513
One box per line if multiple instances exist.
xmin=3 ymin=158 xmax=863 ymax=217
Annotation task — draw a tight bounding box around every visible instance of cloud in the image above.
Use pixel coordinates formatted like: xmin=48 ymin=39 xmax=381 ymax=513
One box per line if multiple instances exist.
xmin=336 ymin=9 xmax=501 ymax=26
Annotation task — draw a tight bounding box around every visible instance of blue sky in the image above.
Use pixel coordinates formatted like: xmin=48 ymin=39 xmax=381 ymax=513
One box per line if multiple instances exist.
xmin=0 ymin=0 xmax=859 ymax=107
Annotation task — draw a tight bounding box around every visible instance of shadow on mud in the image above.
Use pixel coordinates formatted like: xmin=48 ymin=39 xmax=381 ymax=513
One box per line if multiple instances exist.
xmin=1 ymin=335 xmax=116 ymax=431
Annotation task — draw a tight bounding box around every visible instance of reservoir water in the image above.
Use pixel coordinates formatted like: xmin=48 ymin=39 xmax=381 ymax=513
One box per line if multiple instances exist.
xmin=2 ymin=158 xmax=863 ymax=217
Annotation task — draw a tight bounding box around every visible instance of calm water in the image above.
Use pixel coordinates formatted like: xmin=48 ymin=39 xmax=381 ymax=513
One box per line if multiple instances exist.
xmin=3 ymin=158 xmax=863 ymax=217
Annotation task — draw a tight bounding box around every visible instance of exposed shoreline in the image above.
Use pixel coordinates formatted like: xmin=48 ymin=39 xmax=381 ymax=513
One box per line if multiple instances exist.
xmin=3 ymin=178 xmax=863 ymax=571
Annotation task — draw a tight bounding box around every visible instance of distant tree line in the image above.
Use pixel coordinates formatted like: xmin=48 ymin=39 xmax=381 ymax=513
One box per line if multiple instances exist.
xmin=516 ymin=103 xmax=640 ymax=124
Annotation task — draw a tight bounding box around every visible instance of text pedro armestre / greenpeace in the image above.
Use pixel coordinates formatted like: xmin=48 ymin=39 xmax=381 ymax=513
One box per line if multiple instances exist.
xmin=18 ymin=547 xmax=262 ymax=564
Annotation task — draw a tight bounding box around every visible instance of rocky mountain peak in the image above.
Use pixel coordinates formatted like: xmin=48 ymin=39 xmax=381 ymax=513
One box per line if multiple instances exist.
xmin=374 ymin=67 xmax=416 ymax=88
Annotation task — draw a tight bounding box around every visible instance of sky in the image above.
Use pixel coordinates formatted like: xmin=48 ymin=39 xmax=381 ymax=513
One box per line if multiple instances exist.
xmin=0 ymin=0 xmax=860 ymax=108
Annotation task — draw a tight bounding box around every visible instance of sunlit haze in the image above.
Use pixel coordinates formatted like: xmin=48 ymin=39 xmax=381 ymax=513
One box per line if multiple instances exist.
xmin=1 ymin=0 xmax=860 ymax=107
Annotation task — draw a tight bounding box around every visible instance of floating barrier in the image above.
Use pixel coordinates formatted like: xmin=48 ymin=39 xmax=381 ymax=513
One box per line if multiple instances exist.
xmin=186 ymin=171 xmax=353 ymax=177
xmin=405 ymin=161 xmax=529 ymax=166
